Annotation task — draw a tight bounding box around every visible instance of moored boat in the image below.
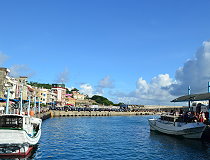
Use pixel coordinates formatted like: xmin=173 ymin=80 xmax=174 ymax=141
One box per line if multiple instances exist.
xmin=148 ymin=113 xmax=206 ymax=139
xmin=0 ymin=113 xmax=42 ymax=156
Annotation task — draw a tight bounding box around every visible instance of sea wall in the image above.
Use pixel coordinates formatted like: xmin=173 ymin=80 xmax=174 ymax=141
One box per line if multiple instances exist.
xmin=50 ymin=110 xmax=156 ymax=117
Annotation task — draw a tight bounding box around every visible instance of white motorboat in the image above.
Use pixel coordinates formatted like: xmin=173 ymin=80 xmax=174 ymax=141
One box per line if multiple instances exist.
xmin=0 ymin=113 xmax=42 ymax=156
xmin=148 ymin=114 xmax=206 ymax=139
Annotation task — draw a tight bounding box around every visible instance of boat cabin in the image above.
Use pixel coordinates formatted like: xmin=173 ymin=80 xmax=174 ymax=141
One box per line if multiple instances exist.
xmin=160 ymin=114 xmax=180 ymax=122
xmin=0 ymin=115 xmax=23 ymax=129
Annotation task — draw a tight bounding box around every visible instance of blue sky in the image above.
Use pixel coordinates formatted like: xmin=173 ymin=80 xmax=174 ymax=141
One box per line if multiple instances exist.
xmin=1 ymin=0 xmax=210 ymax=105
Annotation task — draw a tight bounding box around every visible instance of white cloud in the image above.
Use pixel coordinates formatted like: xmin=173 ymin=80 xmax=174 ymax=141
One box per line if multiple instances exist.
xmin=111 ymin=40 xmax=210 ymax=105
xmin=127 ymin=74 xmax=175 ymax=105
xmin=110 ymin=74 xmax=176 ymax=105
xmin=79 ymin=76 xmax=114 ymax=98
xmin=80 ymin=83 xmax=94 ymax=97
xmin=0 ymin=52 xmax=8 ymax=66
xmin=55 ymin=68 xmax=70 ymax=84
xmin=98 ymin=76 xmax=114 ymax=88
xmin=171 ymin=40 xmax=210 ymax=95
xmin=95 ymin=76 xmax=114 ymax=95
xmin=9 ymin=64 xmax=34 ymax=78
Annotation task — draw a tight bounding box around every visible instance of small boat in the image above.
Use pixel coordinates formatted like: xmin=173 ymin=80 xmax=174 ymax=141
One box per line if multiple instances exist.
xmin=0 ymin=113 xmax=42 ymax=157
xmin=148 ymin=113 xmax=206 ymax=139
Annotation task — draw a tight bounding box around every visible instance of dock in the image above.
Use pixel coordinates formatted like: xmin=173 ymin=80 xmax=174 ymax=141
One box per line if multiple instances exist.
xmin=35 ymin=110 xmax=156 ymax=119
xmin=50 ymin=110 xmax=156 ymax=117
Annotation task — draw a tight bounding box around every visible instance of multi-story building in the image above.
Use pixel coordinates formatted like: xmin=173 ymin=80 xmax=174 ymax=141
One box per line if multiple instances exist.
xmin=0 ymin=68 xmax=28 ymax=100
xmin=0 ymin=68 xmax=10 ymax=98
xmin=47 ymin=89 xmax=57 ymax=106
xmin=36 ymin=88 xmax=48 ymax=105
xmin=66 ymin=94 xmax=76 ymax=106
xmin=72 ymin=91 xmax=85 ymax=100
xmin=52 ymin=84 xmax=66 ymax=107
xmin=16 ymin=76 xmax=28 ymax=100
xmin=0 ymin=68 xmax=69 ymax=107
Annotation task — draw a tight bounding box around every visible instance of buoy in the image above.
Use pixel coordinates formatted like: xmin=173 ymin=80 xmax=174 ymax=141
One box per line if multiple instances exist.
xmin=30 ymin=111 xmax=34 ymax=116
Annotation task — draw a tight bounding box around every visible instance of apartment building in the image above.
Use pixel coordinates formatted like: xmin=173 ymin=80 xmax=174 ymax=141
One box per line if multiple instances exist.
xmin=47 ymin=89 xmax=57 ymax=105
xmin=52 ymin=84 xmax=66 ymax=107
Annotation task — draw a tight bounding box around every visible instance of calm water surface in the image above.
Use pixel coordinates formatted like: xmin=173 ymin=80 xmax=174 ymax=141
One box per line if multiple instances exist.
xmin=4 ymin=115 xmax=210 ymax=160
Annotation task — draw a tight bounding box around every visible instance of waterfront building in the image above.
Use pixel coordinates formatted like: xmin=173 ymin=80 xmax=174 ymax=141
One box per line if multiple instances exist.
xmin=0 ymin=68 xmax=10 ymax=98
xmin=65 ymin=95 xmax=76 ymax=106
xmin=52 ymin=84 xmax=66 ymax=107
xmin=16 ymin=76 xmax=28 ymax=100
xmin=47 ymin=89 xmax=57 ymax=106
xmin=72 ymin=91 xmax=85 ymax=100
xmin=36 ymin=88 xmax=48 ymax=105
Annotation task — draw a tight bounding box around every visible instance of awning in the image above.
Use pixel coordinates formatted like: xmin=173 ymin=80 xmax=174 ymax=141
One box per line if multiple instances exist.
xmin=9 ymin=99 xmax=20 ymax=103
xmin=171 ymin=92 xmax=210 ymax=102
xmin=0 ymin=98 xmax=6 ymax=102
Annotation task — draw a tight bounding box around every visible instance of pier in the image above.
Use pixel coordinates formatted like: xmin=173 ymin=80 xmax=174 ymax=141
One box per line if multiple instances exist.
xmin=35 ymin=110 xmax=156 ymax=119
xmin=50 ymin=110 xmax=155 ymax=117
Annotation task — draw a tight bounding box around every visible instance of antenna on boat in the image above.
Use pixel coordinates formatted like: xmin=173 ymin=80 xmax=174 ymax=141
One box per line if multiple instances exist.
xmin=38 ymin=97 xmax=41 ymax=114
xmin=208 ymin=82 xmax=210 ymax=109
xmin=188 ymin=86 xmax=191 ymax=95
xmin=28 ymin=96 xmax=31 ymax=116
xmin=188 ymin=86 xmax=191 ymax=111
xmin=20 ymin=91 xmax=23 ymax=115
xmin=34 ymin=96 xmax=36 ymax=114
xmin=5 ymin=88 xmax=10 ymax=114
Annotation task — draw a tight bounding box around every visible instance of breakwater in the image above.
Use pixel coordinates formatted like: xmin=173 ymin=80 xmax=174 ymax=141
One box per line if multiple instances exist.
xmin=34 ymin=110 xmax=157 ymax=120
xmin=50 ymin=110 xmax=156 ymax=117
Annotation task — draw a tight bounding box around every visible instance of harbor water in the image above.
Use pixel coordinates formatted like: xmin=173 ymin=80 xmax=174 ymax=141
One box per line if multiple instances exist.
xmin=5 ymin=115 xmax=210 ymax=159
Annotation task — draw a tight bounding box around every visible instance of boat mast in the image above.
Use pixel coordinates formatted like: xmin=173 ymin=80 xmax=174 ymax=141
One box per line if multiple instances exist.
xmin=28 ymin=96 xmax=31 ymax=115
xmin=5 ymin=88 xmax=10 ymax=114
xmin=20 ymin=91 xmax=23 ymax=115
xmin=208 ymin=82 xmax=210 ymax=108
xmin=38 ymin=97 xmax=41 ymax=114
xmin=34 ymin=96 xmax=36 ymax=114
xmin=188 ymin=86 xmax=191 ymax=111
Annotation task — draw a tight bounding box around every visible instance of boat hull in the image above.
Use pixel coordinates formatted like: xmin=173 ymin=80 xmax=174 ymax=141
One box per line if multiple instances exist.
xmin=0 ymin=129 xmax=41 ymax=146
xmin=148 ymin=118 xmax=206 ymax=139
xmin=0 ymin=145 xmax=33 ymax=157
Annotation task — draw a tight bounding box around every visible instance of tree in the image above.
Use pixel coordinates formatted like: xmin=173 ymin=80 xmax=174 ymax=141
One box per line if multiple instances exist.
xmin=67 ymin=88 xmax=79 ymax=94
xmin=28 ymin=81 xmax=52 ymax=89
xmin=113 ymin=102 xmax=125 ymax=106
xmin=91 ymin=95 xmax=114 ymax=106
xmin=71 ymin=88 xmax=79 ymax=92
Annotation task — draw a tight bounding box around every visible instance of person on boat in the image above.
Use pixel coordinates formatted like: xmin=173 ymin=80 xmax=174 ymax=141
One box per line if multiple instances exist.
xmin=204 ymin=111 xmax=209 ymax=122
xmin=182 ymin=112 xmax=189 ymax=123
xmin=199 ymin=112 xmax=205 ymax=122
xmin=179 ymin=109 xmax=183 ymax=115
xmin=196 ymin=103 xmax=202 ymax=113
xmin=170 ymin=110 xmax=174 ymax=115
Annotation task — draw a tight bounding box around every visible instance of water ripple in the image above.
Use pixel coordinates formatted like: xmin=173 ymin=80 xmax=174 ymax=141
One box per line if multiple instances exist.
xmin=28 ymin=116 xmax=210 ymax=160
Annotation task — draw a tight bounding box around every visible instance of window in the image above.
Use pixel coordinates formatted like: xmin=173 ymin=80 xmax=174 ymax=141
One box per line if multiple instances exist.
xmin=0 ymin=116 xmax=23 ymax=129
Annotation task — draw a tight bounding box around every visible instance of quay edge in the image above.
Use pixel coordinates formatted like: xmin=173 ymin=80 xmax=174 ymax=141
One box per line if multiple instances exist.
xmin=49 ymin=110 xmax=156 ymax=117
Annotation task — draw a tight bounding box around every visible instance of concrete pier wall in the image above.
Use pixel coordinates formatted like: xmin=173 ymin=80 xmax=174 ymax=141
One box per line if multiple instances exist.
xmin=50 ymin=110 xmax=155 ymax=117
xmin=36 ymin=111 xmax=51 ymax=120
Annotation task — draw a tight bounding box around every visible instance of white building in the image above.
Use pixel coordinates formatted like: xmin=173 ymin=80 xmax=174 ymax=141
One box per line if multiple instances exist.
xmin=52 ymin=84 xmax=66 ymax=107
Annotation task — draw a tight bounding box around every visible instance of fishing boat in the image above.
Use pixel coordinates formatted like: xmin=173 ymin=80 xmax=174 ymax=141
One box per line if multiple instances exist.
xmin=0 ymin=113 xmax=42 ymax=157
xmin=148 ymin=113 xmax=206 ymax=139
xmin=0 ymin=90 xmax=42 ymax=157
